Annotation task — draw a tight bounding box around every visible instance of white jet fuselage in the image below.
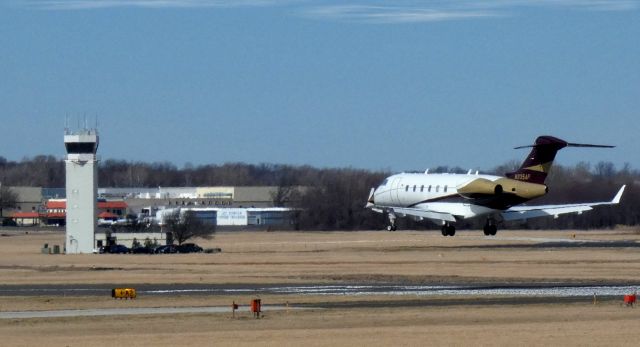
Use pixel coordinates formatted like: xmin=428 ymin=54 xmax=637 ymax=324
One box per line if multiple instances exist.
xmin=372 ymin=173 xmax=504 ymax=220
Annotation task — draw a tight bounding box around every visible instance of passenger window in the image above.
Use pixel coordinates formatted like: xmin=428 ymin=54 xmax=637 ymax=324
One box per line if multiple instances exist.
xmin=444 ymin=186 xmax=448 ymax=192
xmin=413 ymin=185 xmax=416 ymax=192
xmin=428 ymin=185 xmax=432 ymax=192
xmin=420 ymin=185 xmax=424 ymax=192
xmin=436 ymin=185 xmax=440 ymax=192
xmin=405 ymin=185 xmax=409 ymax=192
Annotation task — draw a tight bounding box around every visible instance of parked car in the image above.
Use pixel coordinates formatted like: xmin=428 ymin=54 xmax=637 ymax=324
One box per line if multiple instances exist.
xmin=154 ymin=244 xmax=178 ymax=254
xmin=1 ymin=219 xmax=17 ymax=227
xmin=99 ymin=244 xmax=130 ymax=254
xmin=108 ymin=244 xmax=131 ymax=254
xmin=131 ymin=246 xmax=154 ymax=254
xmin=176 ymin=243 xmax=203 ymax=253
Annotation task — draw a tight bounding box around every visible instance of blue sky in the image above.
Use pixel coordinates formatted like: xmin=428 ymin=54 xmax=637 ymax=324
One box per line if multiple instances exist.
xmin=0 ymin=0 xmax=638 ymax=172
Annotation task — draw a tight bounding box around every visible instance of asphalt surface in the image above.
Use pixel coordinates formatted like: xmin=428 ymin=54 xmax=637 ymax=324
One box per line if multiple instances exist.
xmin=1 ymin=282 xmax=638 ymax=297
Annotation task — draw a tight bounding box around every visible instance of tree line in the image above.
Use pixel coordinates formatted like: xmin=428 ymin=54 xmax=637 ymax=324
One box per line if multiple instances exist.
xmin=0 ymin=155 xmax=637 ymax=230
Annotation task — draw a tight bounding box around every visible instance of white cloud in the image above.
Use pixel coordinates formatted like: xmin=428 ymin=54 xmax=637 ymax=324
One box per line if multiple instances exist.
xmin=471 ymin=0 xmax=638 ymax=12
xmin=23 ymin=0 xmax=291 ymax=10
xmin=302 ymin=0 xmax=639 ymax=23
xmin=304 ymin=5 xmax=498 ymax=24
xmin=17 ymin=0 xmax=639 ymax=21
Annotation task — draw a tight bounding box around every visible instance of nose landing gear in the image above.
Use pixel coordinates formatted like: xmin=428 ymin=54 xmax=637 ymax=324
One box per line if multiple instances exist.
xmin=386 ymin=212 xmax=397 ymax=231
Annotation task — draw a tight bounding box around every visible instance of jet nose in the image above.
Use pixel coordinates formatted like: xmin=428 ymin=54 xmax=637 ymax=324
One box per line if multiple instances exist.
xmin=365 ymin=188 xmax=375 ymax=208
xmin=368 ymin=188 xmax=375 ymax=203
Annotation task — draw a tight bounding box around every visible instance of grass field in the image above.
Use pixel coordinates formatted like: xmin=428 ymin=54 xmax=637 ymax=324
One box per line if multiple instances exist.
xmin=1 ymin=228 xmax=640 ymax=346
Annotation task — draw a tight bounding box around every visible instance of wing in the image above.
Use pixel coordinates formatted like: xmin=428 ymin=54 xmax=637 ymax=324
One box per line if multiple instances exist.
xmin=385 ymin=207 xmax=457 ymax=223
xmin=501 ymin=185 xmax=625 ymax=222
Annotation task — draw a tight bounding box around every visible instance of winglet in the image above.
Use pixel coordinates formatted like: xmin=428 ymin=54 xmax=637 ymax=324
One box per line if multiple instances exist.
xmin=612 ymin=185 xmax=626 ymax=204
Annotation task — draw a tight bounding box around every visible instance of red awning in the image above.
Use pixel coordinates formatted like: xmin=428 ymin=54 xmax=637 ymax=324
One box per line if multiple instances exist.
xmin=46 ymin=213 xmax=65 ymax=218
xmin=98 ymin=212 xmax=118 ymax=219
xmin=46 ymin=200 xmax=66 ymax=209
xmin=11 ymin=212 xmax=41 ymax=218
xmin=98 ymin=201 xmax=128 ymax=209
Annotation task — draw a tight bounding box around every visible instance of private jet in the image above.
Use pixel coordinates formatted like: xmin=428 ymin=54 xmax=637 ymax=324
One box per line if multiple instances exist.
xmin=366 ymin=136 xmax=625 ymax=236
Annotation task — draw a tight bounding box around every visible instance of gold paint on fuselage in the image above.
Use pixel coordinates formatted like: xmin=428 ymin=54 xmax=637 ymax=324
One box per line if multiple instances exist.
xmin=523 ymin=161 xmax=553 ymax=173
xmin=495 ymin=178 xmax=547 ymax=200
xmin=457 ymin=177 xmax=547 ymax=201
xmin=457 ymin=178 xmax=500 ymax=196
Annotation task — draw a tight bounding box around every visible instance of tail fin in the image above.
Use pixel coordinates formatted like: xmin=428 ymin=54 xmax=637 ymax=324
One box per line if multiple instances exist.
xmin=506 ymin=136 xmax=614 ymax=184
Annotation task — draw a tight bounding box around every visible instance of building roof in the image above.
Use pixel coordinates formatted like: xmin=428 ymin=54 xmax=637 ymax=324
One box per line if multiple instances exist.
xmin=45 ymin=200 xmax=127 ymax=209
xmin=6 ymin=187 xmax=43 ymax=203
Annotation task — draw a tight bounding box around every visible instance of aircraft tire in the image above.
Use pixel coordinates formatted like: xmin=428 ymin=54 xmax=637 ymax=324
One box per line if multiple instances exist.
xmin=443 ymin=225 xmax=455 ymax=236
xmin=484 ymin=225 xmax=497 ymax=236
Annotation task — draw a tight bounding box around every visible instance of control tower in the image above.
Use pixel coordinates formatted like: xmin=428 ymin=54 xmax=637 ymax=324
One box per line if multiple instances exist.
xmin=64 ymin=128 xmax=99 ymax=254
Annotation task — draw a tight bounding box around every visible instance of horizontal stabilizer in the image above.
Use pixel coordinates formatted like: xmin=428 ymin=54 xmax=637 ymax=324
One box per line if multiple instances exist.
xmin=514 ymin=139 xmax=615 ymax=149
xmin=566 ymin=143 xmax=615 ymax=148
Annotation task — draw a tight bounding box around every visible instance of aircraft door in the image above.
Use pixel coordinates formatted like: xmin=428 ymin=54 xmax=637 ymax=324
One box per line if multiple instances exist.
xmin=390 ymin=177 xmax=401 ymax=204
xmin=388 ymin=178 xmax=396 ymax=204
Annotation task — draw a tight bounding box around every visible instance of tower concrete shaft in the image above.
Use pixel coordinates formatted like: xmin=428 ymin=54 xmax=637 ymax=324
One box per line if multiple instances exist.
xmin=64 ymin=129 xmax=99 ymax=254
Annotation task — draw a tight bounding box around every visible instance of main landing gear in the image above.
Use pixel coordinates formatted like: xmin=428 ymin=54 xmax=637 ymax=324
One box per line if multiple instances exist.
xmin=441 ymin=223 xmax=455 ymax=237
xmin=386 ymin=212 xmax=397 ymax=231
xmin=483 ymin=219 xmax=498 ymax=236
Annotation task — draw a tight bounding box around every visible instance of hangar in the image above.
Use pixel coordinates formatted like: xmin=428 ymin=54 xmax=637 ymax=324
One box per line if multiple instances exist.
xmin=2 ymin=186 xmax=299 ymax=229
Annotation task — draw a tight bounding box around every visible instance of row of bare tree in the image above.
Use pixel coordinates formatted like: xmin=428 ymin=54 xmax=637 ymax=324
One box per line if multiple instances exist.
xmin=1 ymin=155 xmax=637 ymax=230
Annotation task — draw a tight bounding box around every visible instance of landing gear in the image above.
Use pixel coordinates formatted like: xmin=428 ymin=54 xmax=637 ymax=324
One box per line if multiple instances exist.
xmin=483 ymin=220 xmax=498 ymax=236
xmin=386 ymin=212 xmax=397 ymax=231
xmin=441 ymin=224 xmax=456 ymax=237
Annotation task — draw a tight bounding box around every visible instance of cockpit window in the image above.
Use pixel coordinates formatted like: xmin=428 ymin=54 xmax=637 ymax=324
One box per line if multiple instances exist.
xmin=380 ymin=179 xmax=388 ymax=186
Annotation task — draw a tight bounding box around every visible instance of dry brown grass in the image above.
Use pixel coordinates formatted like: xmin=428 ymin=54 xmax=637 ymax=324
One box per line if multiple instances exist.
xmin=1 ymin=302 xmax=639 ymax=346
xmin=1 ymin=229 xmax=640 ymax=285
xmin=1 ymin=228 xmax=640 ymax=346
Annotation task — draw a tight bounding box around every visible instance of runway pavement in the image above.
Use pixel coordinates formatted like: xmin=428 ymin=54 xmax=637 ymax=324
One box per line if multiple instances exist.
xmin=1 ymin=283 xmax=637 ymax=297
